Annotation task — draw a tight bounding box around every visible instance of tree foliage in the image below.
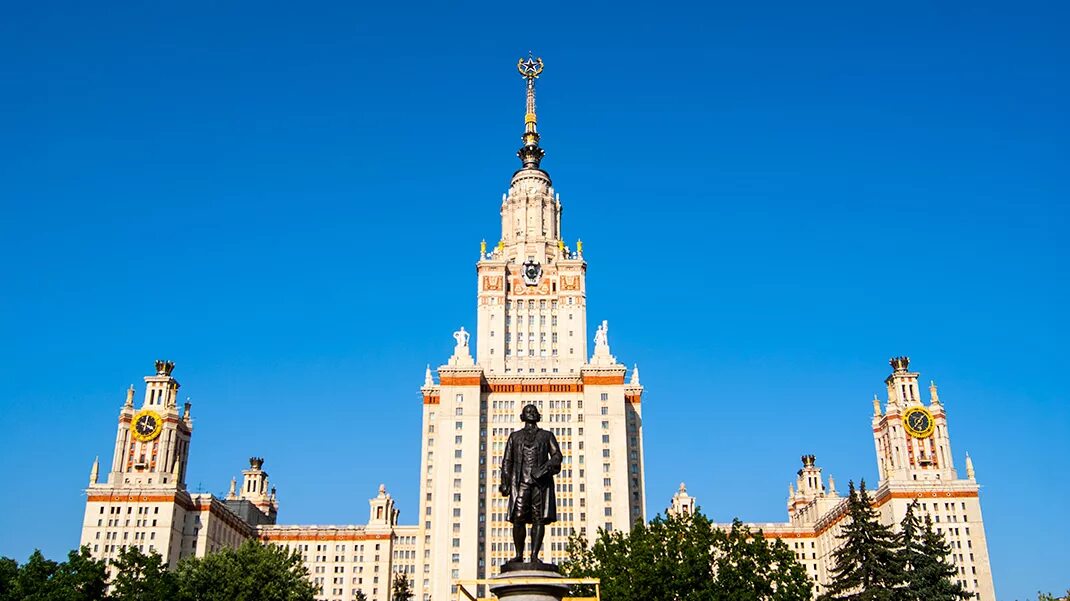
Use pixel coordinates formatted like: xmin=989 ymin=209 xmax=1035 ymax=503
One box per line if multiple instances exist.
xmin=392 ymin=572 xmax=413 ymax=601
xmin=897 ymin=502 xmax=971 ymax=601
xmin=0 ymin=547 xmax=108 ymax=601
xmin=562 ymin=509 xmax=811 ymax=601
xmin=176 ymin=540 xmax=317 ymax=601
xmin=822 ymin=483 xmax=980 ymax=601
xmin=0 ymin=541 xmax=315 ymax=601
xmin=820 ymin=480 xmax=903 ymax=601
xmin=110 ymin=546 xmax=179 ymax=600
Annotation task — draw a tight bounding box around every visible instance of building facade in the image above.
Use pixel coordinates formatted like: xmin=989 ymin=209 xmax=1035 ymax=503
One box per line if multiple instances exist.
xmin=414 ymin=55 xmax=646 ymax=601
xmin=80 ymin=359 xmax=416 ymax=601
xmin=78 ymin=61 xmax=996 ymax=601
xmin=669 ymin=357 xmax=995 ymax=601
xmin=79 ymin=59 xmax=646 ymax=601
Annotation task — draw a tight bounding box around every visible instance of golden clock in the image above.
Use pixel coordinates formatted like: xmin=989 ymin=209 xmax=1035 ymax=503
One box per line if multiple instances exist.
xmin=131 ymin=409 xmax=163 ymax=442
xmin=902 ymin=406 xmax=935 ymax=439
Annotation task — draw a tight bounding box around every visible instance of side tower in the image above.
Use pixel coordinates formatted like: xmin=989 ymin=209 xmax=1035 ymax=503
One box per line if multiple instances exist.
xmin=871 ymin=357 xmax=995 ymax=600
xmin=81 ymin=360 xmax=196 ymax=568
xmin=415 ymin=57 xmax=647 ymax=601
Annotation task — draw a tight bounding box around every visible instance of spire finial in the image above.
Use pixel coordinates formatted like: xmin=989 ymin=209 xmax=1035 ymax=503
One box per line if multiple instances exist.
xmin=516 ymin=53 xmax=545 ymax=169
xmin=873 ymin=393 xmax=882 ymax=417
xmin=125 ymin=385 xmax=135 ymax=407
xmin=424 ymin=364 xmax=434 ymax=387
xmin=965 ymin=452 xmax=976 ymax=480
xmin=89 ymin=456 xmax=99 ymax=485
xmin=929 ymin=379 xmax=941 ymax=405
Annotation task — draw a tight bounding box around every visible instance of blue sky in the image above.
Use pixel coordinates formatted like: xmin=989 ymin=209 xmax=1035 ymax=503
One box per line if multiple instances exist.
xmin=0 ymin=2 xmax=1066 ymax=598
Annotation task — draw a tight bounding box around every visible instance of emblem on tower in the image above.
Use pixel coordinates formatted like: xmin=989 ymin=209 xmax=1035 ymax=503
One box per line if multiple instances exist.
xmin=517 ymin=55 xmax=544 ymax=80
xmin=522 ymin=259 xmax=543 ymax=286
xmin=516 ymin=53 xmax=546 ymax=169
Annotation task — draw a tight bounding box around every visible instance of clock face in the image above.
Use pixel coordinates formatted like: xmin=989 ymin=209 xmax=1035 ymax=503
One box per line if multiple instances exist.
xmin=131 ymin=409 xmax=163 ymax=442
xmin=902 ymin=407 xmax=935 ymax=438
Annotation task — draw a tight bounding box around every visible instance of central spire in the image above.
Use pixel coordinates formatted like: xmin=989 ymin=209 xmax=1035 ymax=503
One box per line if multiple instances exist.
xmin=517 ymin=53 xmax=545 ymax=169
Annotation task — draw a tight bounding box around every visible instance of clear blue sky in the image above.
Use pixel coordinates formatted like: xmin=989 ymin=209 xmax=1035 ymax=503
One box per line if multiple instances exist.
xmin=0 ymin=2 xmax=1066 ymax=599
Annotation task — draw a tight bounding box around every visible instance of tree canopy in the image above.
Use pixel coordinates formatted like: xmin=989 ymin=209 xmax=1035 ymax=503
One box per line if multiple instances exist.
xmin=0 ymin=541 xmax=316 ymax=601
xmin=562 ymin=509 xmax=812 ymax=601
xmin=392 ymin=572 xmax=413 ymax=601
xmin=820 ymin=480 xmax=903 ymax=601
xmin=821 ymin=481 xmax=977 ymax=601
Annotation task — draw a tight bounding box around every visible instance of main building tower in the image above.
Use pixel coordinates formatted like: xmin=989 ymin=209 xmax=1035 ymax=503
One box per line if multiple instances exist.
xmin=416 ymin=57 xmax=647 ymax=601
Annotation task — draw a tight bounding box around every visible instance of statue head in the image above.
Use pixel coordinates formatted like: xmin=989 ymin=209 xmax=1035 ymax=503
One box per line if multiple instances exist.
xmin=520 ymin=403 xmax=541 ymax=424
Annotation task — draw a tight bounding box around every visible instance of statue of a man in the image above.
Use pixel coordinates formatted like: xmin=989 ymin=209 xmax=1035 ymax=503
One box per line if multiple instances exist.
xmin=593 ymin=320 xmax=608 ymax=348
xmin=453 ymin=326 xmax=470 ymax=349
xmin=499 ymin=403 xmax=562 ymax=565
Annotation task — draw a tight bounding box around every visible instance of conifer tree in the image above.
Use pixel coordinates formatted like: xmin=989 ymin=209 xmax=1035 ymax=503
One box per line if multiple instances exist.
xmin=820 ymin=480 xmax=903 ymax=601
xmin=902 ymin=513 xmax=972 ymax=601
xmin=392 ymin=572 xmax=413 ymax=601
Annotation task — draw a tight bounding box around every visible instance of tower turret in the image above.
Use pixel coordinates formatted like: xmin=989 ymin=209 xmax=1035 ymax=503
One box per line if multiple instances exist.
xmin=107 ymin=360 xmax=191 ymax=488
xmin=872 ymin=357 xmax=957 ymax=483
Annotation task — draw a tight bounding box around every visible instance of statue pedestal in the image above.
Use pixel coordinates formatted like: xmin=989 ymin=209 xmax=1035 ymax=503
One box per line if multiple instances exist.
xmin=489 ymin=563 xmax=569 ymax=601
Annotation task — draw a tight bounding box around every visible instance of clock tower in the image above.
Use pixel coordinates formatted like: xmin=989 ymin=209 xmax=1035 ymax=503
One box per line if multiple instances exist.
xmin=107 ymin=360 xmax=193 ymax=488
xmin=872 ymin=356 xmax=956 ymax=483
xmin=417 ymin=57 xmax=646 ymax=601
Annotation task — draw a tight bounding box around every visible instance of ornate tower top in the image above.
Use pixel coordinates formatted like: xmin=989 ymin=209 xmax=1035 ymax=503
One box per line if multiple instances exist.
xmin=890 ymin=356 xmax=910 ymax=372
xmin=517 ymin=53 xmax=546 ymax=170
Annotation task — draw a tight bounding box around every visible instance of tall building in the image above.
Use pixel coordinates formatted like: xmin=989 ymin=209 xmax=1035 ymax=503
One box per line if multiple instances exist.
xmin=81 ymin=359 xmax=418 ymax=601
xmin=414 ymin=55 xmax=646 ymax=601
xmin=80 ymin=360 xmax=265 ymax=569
xmin=670 ymin=357 xmax=995 ymax=601
xmin=77 ymin=59 xmax=997 ymax=601
xmin=78 ymin=58 xmax=644 ymax=601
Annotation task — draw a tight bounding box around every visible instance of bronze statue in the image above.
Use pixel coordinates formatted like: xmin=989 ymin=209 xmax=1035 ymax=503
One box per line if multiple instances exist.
xmin=499 ymin=403 xmax=562 ymax=565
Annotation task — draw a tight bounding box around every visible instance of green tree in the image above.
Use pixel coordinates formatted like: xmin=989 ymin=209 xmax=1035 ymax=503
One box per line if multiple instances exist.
xmin=0 ymin=556 xmax=19 ymax=601
xmin=820 ymin=480 xmax=903 ymax=601
xmin=110 ymin=546 xmax=179 ymax=600
xmin=896 ymin=502 xmax=971 ymax=601
xmin=563 ymin=509 xmax=811 ymax=601
xmin=176 ymin=540 xmax=316 ymax=601
xmin=354 ymin=589 xmax=369 ymax=601
xmin=392 ymin=572 xmax=413 ymax=601
xmin=10 ymin=550 xmax=57 ymax=600
xmin=52 ymin=546 xmax=109 ymax=601
xmin=714 ymin=520 xmax=812 ymax=600
xmin=0 ymin=547 xmax=108 ymax=601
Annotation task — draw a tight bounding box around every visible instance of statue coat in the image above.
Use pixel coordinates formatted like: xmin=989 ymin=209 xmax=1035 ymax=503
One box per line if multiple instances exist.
xmin=501 ymin=426 xmax=562 ymax=524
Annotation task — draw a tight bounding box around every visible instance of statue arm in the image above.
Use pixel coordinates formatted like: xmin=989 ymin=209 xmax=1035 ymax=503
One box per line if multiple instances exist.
xmin=546 ymin=431 xmax=563 ymax=476
xmin=499 ymin=435 xmax=513 ymax=495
